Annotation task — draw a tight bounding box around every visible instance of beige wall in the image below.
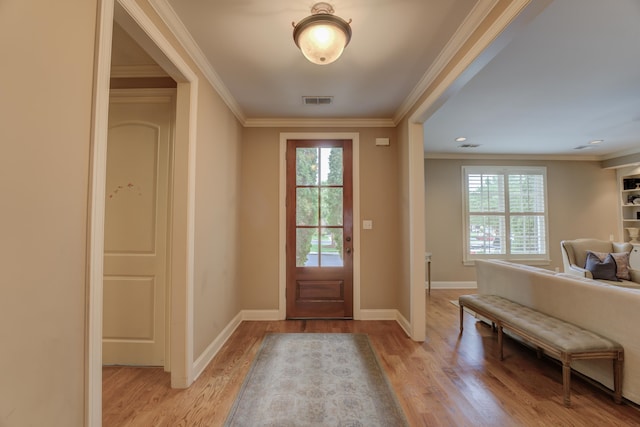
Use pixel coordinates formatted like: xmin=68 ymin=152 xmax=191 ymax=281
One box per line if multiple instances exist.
xmin=134 ymin=0 xmax=245 ymax=370
xmin=0 ymin=0 xmax=245 ymax=423
xmin=425 ymin=158 xmax=619 ymax=283
xmin=0 ymin=0 xmax=98 ymax=425
xmin=239 ymin=127 xmax=401 ymax=312
xmin=192 ymin=84 xmax=243 ymax=357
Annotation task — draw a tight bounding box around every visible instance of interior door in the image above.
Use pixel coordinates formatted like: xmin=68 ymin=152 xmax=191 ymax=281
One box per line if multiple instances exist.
xmin=103 ymin=91 xmax=173 ymax=366
xmin=286 ymin=139 xmax=353 ymax=318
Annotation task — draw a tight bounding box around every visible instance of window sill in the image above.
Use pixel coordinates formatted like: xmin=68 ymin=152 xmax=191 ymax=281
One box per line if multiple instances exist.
xmin=463 ymin=258 xmax=551 ymax=267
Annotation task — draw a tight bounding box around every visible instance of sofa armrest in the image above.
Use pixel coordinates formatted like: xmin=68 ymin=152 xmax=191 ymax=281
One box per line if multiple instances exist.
xmin=630 ymin=269 xmax=640 ymax=283
xmin=565 ymin=264 xmax=593 ymax=279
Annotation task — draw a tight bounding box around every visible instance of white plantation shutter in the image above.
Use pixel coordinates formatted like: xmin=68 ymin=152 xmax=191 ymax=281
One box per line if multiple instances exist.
xmin=463 ymin=166 xmax=549 ymax=264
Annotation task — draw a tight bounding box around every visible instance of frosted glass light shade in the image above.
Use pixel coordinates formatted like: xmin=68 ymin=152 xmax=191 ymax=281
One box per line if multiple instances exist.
xmin=293 ymin=7 xmax=352 ymax=65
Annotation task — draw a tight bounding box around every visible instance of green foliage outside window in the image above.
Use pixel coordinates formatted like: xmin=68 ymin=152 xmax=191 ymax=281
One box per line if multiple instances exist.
xmin=322 ymin=148 xmax=343 ymax=259
xmin=295 ymin=147 xmax=344 ymax=266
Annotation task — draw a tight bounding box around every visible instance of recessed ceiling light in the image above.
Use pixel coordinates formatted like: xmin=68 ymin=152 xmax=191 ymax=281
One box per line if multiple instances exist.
xmin=455 ymin=137 xmax=467 ymax=142
xmin=589 ymin=139 xmax=604 ymax=145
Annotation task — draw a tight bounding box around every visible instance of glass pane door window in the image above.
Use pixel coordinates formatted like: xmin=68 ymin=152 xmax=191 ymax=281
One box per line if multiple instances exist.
xmin=295 ymin=146 xmax=344 ymax=267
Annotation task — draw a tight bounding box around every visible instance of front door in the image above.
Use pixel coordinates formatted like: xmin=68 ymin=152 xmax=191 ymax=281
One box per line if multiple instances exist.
xmin=286 ymin=139 xmax=353 ymax=318
xmin=102 ymin=91 xmax=173 ymax=366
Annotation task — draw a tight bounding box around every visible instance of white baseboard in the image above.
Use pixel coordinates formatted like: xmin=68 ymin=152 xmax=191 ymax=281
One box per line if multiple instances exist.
xmin=192 ymin=311 xmax=243 ymax=381
xmin=427 ymin=281 xmax=477 ymax=289
xmin=191 ymin=309 xmax=282 ymax=380
xmin=395 ymin=311 xmax=412 ymax=338
xmin=359 ymin=309 xmax=412 ymax=339
xmin=192 ymin=307 xmax=415 ymax=379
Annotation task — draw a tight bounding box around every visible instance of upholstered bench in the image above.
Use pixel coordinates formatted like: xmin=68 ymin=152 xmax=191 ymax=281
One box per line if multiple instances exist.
xmin=459 ymin=294 xmax=624 ymax=407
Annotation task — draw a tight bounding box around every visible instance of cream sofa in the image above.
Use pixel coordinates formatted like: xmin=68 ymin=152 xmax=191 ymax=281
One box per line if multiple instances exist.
xmin=475 ymin=259 xmax=640 ymax=405
xmin=561 ymin=238 xmax=640 ymax=288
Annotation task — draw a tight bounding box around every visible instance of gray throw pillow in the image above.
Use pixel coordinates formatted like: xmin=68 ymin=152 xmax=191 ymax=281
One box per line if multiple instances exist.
xmin=585 ymin=251 xmax=620 ymax=281
xmin=591 ymin=251 xmax=631 ymax=280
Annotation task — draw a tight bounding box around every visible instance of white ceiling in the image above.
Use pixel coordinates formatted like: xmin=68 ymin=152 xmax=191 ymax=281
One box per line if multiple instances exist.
xmin=160 ymin=0 xmax=478 ymax=120
xmin=114 ymin=0 xmax=640 ymax=158
xmin=423 ymin=0 xmax=640 ymax=158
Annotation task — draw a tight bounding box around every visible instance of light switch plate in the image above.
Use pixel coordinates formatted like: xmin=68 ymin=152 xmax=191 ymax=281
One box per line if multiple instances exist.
xmin=363 ymin=220 xmax=373 ymax=230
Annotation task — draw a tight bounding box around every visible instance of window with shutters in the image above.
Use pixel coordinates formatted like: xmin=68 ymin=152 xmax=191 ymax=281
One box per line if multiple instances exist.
xmin=462 ymin=166 xmax=549 ymax=264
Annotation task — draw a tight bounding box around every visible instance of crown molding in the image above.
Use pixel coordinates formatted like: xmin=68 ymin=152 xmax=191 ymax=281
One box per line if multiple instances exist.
xmin=393 ymin=0 xmax=499 ymax=124
xmin=110 ymin=64 xmax=168 ymax=78
xmin=424 ymin=152 xmax=604 ymax=161
xmin=601 ymin=149 xmax=640 ymax=169
xmin=244 ymin=117 xmax=396 ymax=128
xmin=149 ymin=0 xmax=246 ymax=124
xmin=409 ymin=0 xmax=539 ymax=127
xmin=602 ymin=147 xmax=640 ymax=161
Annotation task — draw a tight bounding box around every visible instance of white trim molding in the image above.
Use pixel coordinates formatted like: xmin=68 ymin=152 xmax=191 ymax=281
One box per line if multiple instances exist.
xmin=413 ymin=0 xmax=538 ymax=125
xmin=395 ymin=311 xmax=412 ymax=338
xmin=359 ymin=309 xmax=413 ymax=339
xmin=192 ymin=312 xmax=243 ymax=381
xmin=394 ymin=0 xmax=499 ymax=124
xmin=148 ymin=0 xmax=245 ymax=123
xmin=245 ymin=118 xmax=395 ymax=128
xmin=87 ymin=1 xmax=115 ymax=425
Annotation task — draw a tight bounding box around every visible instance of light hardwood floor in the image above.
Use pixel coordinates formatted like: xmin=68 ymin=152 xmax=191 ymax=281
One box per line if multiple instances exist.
xmin=103 ymin=290 xmax=640 ymax=426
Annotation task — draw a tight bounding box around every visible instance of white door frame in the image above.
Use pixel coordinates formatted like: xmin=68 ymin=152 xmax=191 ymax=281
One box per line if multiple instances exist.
xmin=88 ymin=0 xmax=199 ymax=425
xmin=408 ymin=0 xmax=535 ymax=342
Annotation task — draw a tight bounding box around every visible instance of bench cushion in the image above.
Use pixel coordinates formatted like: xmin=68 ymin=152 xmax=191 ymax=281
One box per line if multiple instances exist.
xmin=459 ymin=294 xmax=622 ymax=354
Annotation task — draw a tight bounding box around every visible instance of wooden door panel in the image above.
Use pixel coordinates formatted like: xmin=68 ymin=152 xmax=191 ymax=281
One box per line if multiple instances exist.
xmin=286 ymin=140 xmax=353 ymax=319
xmin=297 ymin=280 xmax=344 ymax=300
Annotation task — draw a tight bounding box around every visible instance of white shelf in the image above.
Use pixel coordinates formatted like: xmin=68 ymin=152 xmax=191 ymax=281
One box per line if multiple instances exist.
xmin=621 ymin=175 xmax=640 ymax=242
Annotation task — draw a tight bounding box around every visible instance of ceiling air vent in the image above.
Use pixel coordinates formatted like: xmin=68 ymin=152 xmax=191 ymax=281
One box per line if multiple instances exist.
xmin=459 ymin=143 xmax=481 ymax=149
xmin=303 ymin=96 xmax=333 ymax=105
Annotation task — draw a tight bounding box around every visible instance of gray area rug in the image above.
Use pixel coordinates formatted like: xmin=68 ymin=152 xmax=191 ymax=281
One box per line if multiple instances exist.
xmin=224 ymin=333 xmax=409 ymax=427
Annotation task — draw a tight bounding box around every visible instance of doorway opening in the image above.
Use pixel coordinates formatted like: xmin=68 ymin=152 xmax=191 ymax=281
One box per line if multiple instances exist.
xmin=89 ymin=0 xmax=199 ymax=424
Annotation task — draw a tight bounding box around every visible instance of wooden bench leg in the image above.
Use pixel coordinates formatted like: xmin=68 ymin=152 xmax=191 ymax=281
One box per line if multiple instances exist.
xmin=498 ymin=325 xmax=504 ymax=361
xmin=459 ymin=304 xmax=464 ymax=333
xmin=562 ymin=360 xmax=572 ymax=407
xmin=614 ymin=356 xmax=623 ymax=404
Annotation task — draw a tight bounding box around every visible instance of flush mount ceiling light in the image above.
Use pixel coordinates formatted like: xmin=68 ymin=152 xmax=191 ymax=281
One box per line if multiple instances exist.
xmin=292 ymin=2 xmax=352 ymax=65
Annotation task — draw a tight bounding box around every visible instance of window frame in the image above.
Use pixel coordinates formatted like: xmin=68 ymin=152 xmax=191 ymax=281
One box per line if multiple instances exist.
xmin=462 ymin=165 xmax=550 ymax=265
